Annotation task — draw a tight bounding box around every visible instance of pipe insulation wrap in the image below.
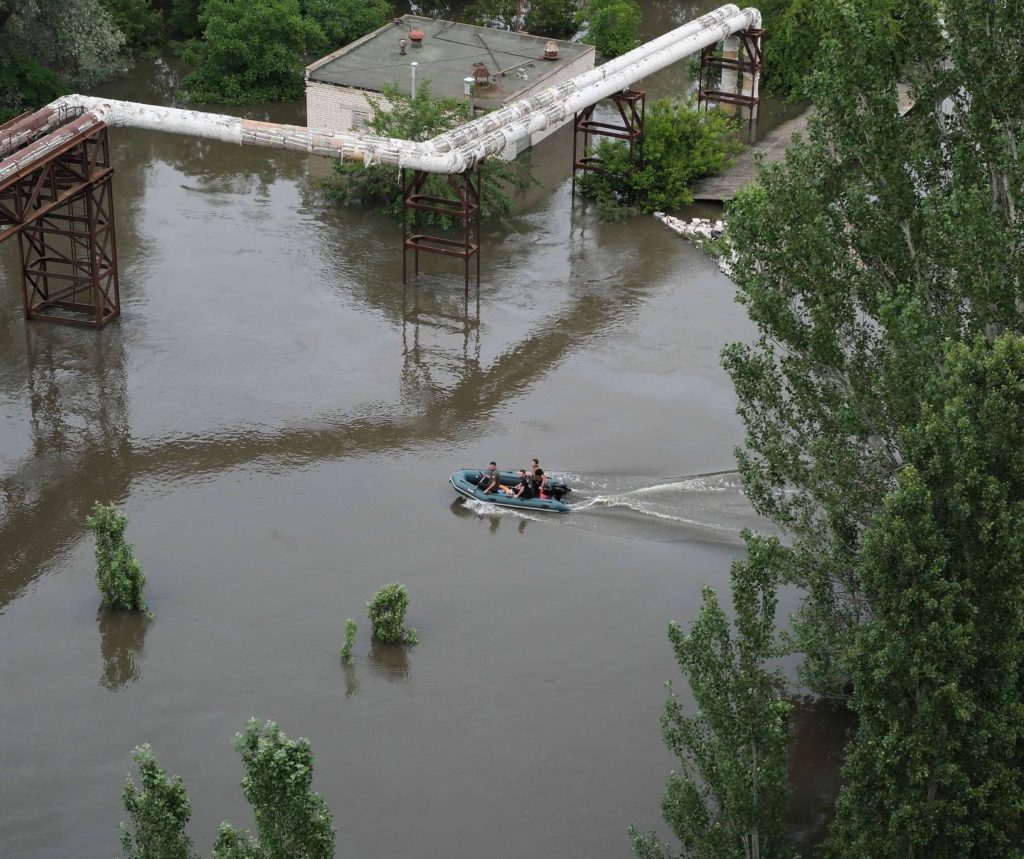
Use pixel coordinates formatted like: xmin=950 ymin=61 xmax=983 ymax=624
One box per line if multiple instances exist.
xmin=13 ymin=5 xmax=761 ymax=177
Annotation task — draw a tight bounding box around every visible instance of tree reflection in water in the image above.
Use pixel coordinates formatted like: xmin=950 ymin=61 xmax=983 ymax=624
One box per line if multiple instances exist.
xmin=98 ymin=609 xmax=151 ymax=689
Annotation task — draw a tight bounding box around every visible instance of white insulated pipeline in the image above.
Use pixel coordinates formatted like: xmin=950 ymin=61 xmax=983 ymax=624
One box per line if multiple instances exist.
xmin=10 ymin=4 xmax=760 ymax=179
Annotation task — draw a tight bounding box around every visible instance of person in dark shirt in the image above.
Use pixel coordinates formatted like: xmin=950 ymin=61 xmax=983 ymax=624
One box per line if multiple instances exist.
xmin=512 ymin=469 xmax=535 ymax=499
xmin=534 ymin=467 xmax=549 ymax=499
xmin=478 ymin=462 xmax=499 ymax=494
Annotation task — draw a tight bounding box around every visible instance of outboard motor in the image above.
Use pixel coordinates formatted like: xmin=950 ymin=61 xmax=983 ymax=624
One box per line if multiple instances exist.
xmin=548 ymin=480 xmax=571 ymax=501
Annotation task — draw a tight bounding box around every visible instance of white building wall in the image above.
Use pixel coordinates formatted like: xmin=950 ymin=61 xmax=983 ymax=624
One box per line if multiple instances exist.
xmin=306 ymin=81 xmax=388 ymax=134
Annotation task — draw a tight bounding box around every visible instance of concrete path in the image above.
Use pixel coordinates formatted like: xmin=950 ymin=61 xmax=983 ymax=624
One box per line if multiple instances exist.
xmin=690 ymin=109 xmax=811 ymax=202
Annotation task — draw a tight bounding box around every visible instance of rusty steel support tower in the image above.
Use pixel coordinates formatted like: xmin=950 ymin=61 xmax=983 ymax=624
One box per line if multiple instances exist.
xmin=401 ymin=164 xmax=482 ymax=292
xmin=697 ymin=28 xmax=765 ymax=138
xmin=571 ymin=90 xmax=646 ymax=198
xmin=0 ymin=109 xmax=120 ymax=327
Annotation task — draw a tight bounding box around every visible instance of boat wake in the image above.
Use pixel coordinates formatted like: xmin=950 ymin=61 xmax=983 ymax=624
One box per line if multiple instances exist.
xmin=452 ymin=470 xmax=773 ymax=543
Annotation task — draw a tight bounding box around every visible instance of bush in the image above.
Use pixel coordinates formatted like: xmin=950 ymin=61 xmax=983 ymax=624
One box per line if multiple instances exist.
xmin=584 ymin=0 xmax=641 ymax=58
xmin=100 ymin=0 xmax=166 ymax=57
xmin=340 ymin=617 xmax=357 ymax=662
xmin=0 ymin=51 xmax=67 ymax=121
xmin=325 ymin=81 xmax=525 ymax=227
xmin=88 ymin=502 xmax=146 ymax=612
xmin=367 ymin=583 xmax=418 ymax=645
xmin=223 ymin=720 xmax=335 ymax=859
xmin=120 ymin=745 xmax=198 ymax=859
xmin=180 ymin=0 xmax=319 ymax=104
xmin=576 ymin=97 xmax=742 ymax=215
xmin=302 ymin=0 xmax=390 ymax=56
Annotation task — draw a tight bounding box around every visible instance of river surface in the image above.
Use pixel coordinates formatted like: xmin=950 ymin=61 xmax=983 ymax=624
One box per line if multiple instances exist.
xmin=0 ymin=9 xmax=839 ymax=858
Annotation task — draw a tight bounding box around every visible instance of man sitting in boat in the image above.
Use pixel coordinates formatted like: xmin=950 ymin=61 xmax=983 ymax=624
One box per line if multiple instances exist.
xmin=478 ymin=462 xmax=500 ymax=494
xmin=512 ymin=469 xmax=535 ymax=499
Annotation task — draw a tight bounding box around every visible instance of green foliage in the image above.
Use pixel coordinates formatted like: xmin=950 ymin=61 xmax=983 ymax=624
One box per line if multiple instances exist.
xmin=583 ymin=0 xmax=640 ymax=58
xmin=470 ymin=0 xmax=580 ymax=38
xmin=0 ymin=0 xmax=126 ymax=90
xmin=211 ymin=824 xmax=261 ymax=859
xmin=181 ymin=0 xmax=319 ymax=104
xmin=576 ymin=98 xmax=741 ymax=215
xmin=119 ymin=744 xmax=198 ymax=859
xmin=367 ymin=582 xmax=417 ymax=645
xmin=120 ymin=722 xmax=335 ymax=859
xmin=631 ymin=538 xmax=790 ymax=859
xmin=88 ymin=502 xmax=146 ymax=612
xmin=722 ymin=0 xmax=1024 ymax=700
xmin=229 ymin=719 xmax=335 ymax=859
xmin=340 ymin=617 xmax=357 ymax=662
xmin=99 ymin=0 xmax=165 ymax=56
xmin=826 ymin=336 xmax=1024 ymax=857
xmin=0 ymin=50 xmax=67 ymax=120
xmin=757 ymin=0 xmax=908 ymax=100
xmin=525 ymin=0 xmax=580 ymax=39
xmin=325 ymin=81 xmax=525 ymax=226
xmin=301 ymin=0 xmax=390 ymax=56
xmin=168 ymin=0 xmax=202 ymax=37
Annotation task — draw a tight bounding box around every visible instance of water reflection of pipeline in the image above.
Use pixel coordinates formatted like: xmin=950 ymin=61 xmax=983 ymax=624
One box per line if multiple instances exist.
xmin=98 ymin=609 xmax=151 ymax=689
xmin=400 ymin=280 xmax=481 ymax=411
xmin=0 ymin=281 xmax=644 ymax=610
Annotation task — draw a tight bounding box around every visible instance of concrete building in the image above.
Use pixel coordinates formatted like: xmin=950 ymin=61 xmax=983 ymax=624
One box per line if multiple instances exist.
xmin=305 ymin=16 xmax=595 ymax=158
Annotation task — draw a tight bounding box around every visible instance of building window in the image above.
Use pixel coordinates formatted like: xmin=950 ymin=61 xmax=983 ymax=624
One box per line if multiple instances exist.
xmin=351 ymin=110 xmax=368 ymax=129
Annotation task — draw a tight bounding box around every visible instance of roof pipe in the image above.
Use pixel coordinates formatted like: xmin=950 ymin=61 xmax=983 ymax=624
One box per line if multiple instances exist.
xmin=6 ymin=6 xmax=761 ymax=180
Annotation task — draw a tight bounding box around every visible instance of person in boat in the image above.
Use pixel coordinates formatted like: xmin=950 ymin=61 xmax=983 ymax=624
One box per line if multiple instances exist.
xmin=512 ymin=469 xmax=535 ymax=499
xmin=478 ymin=462 xmax=500 ymax=494
xmin=534 ymin=467 xmax=549 ymax=499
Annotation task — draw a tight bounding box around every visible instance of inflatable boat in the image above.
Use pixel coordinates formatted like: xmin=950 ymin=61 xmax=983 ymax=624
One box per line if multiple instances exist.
xmin=449 ymin=469 xmax=572 ymax=513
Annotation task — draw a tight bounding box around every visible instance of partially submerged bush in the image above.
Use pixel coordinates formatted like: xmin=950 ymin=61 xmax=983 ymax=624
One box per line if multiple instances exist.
xmin=583 ymin=0 xmax=641 ymax=59
xmin=576 ymin=97 xmax=742 ymax=216
xmin=367 ymin=583 xmax=418 ymax=645
xmin=340 ymin=618 xmax=357 ymax=662
xmin=88 ymin=502 xmax=146 ymax=611
xmin=120 ymin=744 xmax=198 ymax=859
xmin=324 ymin=81 xmax=525 ymax=228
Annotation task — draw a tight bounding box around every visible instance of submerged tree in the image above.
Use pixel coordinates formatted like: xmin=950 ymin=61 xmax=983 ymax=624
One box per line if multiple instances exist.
xmin=826 ymin=336 xmax=1024 ymax=857
xmin=120 ymin=721 xmax=335 ymax=858
xmin=722 ymin=0 xmax=1024 ymax=700
xmin=631 ymin=539 xmax=790 ymax=859
xmin=181 ymin=0 xmax=319 ymax=104
xmin=88 ymin=502 xmax=146 ymax=612
xmin=575 ymin=97 xmax=741 ymax=217
xmin=325 ymin=81 xmax=525 ymax=226
xmin=120 ymin=745 xmax=198 ymax=859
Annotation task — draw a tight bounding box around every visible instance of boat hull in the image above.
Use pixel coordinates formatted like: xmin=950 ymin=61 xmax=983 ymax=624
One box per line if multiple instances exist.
xmin=450 ymin=469 xmax=571 ymax=513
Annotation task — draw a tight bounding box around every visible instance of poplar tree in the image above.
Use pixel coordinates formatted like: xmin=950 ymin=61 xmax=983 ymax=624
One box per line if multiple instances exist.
xmin=828 ymin=336 xmax=1024 ymax=856
xmin=722 ymin=0 xmax=1024 ymax=699
xmin=631 ymin=540 xmax=790 ymax=859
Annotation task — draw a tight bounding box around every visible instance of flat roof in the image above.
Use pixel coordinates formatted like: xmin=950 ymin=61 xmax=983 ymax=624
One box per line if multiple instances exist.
xmin=307 ymin=16 xmax=594 ymax=107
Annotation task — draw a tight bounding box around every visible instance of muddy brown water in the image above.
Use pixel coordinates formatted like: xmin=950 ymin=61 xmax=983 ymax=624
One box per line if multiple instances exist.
xmin=0 ymin=20 xmax=841 ymax=859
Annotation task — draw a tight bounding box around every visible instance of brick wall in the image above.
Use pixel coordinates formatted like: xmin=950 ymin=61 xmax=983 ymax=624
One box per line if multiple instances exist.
xmin=306 ymin=81 xmax=390 ymax=133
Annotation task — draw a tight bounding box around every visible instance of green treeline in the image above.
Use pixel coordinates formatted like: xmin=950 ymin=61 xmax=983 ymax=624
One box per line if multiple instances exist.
xmin=639 ymin=0 xmax=1024 ymax=857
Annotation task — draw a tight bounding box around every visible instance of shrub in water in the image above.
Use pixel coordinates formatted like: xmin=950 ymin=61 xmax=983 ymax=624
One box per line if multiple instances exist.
xmin=340 ymin=618 xmax=357 ymax=662
xmin=88 ymin=502 xmax=146 ymax=611
xmin=367 ymin=583 xmax=417 ymax=644
xmin=119 ymin=744 xmax=198 ymax=859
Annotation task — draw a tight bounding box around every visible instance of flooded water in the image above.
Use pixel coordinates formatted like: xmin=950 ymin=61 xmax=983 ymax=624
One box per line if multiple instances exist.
xmin=0 ymin=12 xmax=835 ymax=859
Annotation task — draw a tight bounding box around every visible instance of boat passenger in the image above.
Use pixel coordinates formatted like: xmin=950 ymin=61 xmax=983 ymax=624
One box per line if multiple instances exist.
xmin=512 ymin=469 xmax=535 ymax=499
xmin=535 ymin=467 xmax=549 ymax=499
xmin=479 ymin=462 xmax=500 ymax=494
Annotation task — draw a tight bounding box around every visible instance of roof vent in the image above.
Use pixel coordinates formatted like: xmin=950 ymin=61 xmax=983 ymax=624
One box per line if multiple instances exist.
xmin=543 ymin=40 xmax=559 ymax=60
xmin=409 ymin=29 xmax=425 ymax=43
xmin=473 ymin=62 xmax=491 ymax=86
